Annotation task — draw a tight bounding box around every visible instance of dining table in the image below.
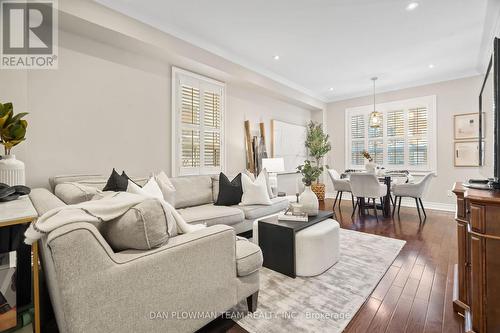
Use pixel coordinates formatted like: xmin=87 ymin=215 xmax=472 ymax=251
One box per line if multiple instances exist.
xmin=343 ymin=171 xmax=410 ymax=218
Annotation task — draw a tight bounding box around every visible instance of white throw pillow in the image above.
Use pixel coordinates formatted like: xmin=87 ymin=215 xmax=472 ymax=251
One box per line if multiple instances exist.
xmin=244 ymin=169 xmax=256 ymax=181
xmin=244 ymin=169 xmax=274 ymax=199
xmin=153 ymin=171 xmax=176 ymax=205
xmin=241 ymin=173 xmax=272 ymax=206
xmin=127 ymin=178 xmax=163 ymax=200
xmin=261 ymin=168 xmax=275 ymax=199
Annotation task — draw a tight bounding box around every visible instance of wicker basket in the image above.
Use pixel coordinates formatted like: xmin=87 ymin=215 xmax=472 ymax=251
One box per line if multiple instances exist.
xmin=311 ymin=182 xmax=326 ymax=201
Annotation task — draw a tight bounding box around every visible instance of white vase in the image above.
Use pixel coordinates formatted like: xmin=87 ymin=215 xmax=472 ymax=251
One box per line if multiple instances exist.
xmin=299 ymin=186 xmax=319 ymax=216
xmin=365 ymin=161 xmax=376 ymax=174
xmin=0 ymin=154 xmax=25 ymax=186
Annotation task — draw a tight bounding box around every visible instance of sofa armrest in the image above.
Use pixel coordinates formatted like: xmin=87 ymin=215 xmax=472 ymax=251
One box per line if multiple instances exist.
xmin=46 ymin=223 xmax=238 ymax=333
xmin=29 ymin=188 xmax=66 ymax=215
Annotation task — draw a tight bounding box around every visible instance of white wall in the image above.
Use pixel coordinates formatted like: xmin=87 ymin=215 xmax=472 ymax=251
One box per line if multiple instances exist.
xmin=226 ymin=85 xmax=316 ymax=193
xmin=0 ymin=30 xmax=313 ymax=191
xmin=326 ymin=75 xmax=484 ymax=208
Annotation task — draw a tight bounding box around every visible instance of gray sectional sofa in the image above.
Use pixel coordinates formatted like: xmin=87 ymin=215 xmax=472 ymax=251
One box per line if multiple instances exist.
xmin=50 ymin=173 xmax=290 ymax=234
xmin=27 ymin=173 xmax=286 ymax=333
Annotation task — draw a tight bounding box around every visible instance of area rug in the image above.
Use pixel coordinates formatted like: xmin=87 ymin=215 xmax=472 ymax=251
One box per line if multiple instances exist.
xmin=230 ymin=229 xmax=406 ymax=333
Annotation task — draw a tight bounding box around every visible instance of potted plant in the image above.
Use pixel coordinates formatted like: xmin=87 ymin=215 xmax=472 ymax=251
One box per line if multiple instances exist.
xmin=304 ymin=121 xmax=331 ymax=200
xmin=297 ymin=160 xmax=323 ymax=216
xmin=0 ymin=102 xmax=28 ymax=185
xmin=362 ymin=150 xmax=376 ymax=174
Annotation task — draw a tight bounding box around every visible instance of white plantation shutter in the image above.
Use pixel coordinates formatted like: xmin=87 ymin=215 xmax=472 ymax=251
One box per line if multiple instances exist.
xmin=387 ymin=110 xmax=404 ymax=137
xmin=408 ymin=108 xmax=428 ymax=166
xmin=174 ymin=68 xmax=225 ymax=176
xmin=346 ymin=96 xmax=435 ymax=172
xmin=368 ymin=139 xmax=383 ymax=165
xmin=351 ymin=141 xmax=365 ymax=165
xmin=387 ymin=139 xmax=404 ymax=165
xmin=351 ymin=115 xmax=365 ymax=139
xmin=387 ymin=110 xmax=405 ymax=166
xmin=350 ymin=115 xmax=365 ymax=166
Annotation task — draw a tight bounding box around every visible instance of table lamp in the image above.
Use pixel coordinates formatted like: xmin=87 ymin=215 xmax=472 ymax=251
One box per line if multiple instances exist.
xmin=262 ymin=158 xmax=285 ymax=196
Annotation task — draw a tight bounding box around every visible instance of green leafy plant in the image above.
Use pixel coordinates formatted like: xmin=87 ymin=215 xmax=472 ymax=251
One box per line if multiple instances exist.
xmin=297 ymin=121 xmax=331 ymax=186
xmin=0 ymin=102 xmax=28 ymax=155
xmin=297 ymin=160 xmax=323 ymax=186
xmin=305 ymin=121 xmax=331 ymax=167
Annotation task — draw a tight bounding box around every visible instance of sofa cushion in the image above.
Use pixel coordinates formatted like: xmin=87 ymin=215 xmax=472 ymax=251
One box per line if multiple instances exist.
xmin=49 ymin=174 xmax=104 ymax=192
xmin=215 ymin=173 xmax=243 ymax=206
xmin=153 ymin=171 xmax=176 ymax=205
xmin=236 ymin=236 xmax=263 ymax=276
xmin=234 ymin=197 xmax=289 ymax=220
xmin=170 ymin=176 xmax=213 ymax=208
xmin=98 ymin=198 xmax=170 ymax=251
xmin=50 ymin=175 xmax=148 ymax=192
xmin=103 ymin=169 xmax=138 ymax=192
xmin=178 ymin=204 xmax=244 ymax=226
xmin=241 ymin=173 xmax=272 ymax=206
xmin=55 ymin=182 xmax=101 ymax=205
xmin=212 ymin=176 xmax=219 ymax=202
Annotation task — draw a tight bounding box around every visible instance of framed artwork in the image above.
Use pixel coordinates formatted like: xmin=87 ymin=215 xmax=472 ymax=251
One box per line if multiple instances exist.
xmin=454 ymin=113 xmax=483 ymax=140
xmin=454 ymin=141 xmax=481 ymax=167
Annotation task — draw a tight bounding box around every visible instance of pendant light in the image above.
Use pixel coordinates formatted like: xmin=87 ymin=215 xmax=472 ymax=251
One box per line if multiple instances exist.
xmin=369 ymin=77 xmax=383 ymax=128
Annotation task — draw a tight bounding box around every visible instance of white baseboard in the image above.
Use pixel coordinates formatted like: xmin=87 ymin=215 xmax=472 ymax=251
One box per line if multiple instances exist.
xmin=325 ymin=192 xmax=455 ymax=212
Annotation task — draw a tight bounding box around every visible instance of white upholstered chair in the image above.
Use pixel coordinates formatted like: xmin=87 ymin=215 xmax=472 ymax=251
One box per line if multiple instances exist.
xmin=327 ymin=169 xmax=354 ymax=209
xmin=392 ymin=173 xmax=435 ymax=221
xmin=350 ymin=173 xmax=387 ymax=220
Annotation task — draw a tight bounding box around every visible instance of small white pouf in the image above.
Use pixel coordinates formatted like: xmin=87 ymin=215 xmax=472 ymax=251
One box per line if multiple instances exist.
xmin=296 ymin=219 xmax=340 ymax=277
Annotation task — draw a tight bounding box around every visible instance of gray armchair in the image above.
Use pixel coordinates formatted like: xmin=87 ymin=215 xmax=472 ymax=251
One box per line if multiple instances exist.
xmin=29 ymin=188 xmax=262 ymax=333
xmin=392 ymin=173 xmax=435 ymax=221
xmin=327 ymin=169 xmax=354 ymax=209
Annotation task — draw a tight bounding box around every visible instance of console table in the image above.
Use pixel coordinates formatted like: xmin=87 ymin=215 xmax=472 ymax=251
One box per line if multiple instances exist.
xmin=0 ymin=197 xmax=39 ymax=333
xmin=452 ymin=183 xmax=500 ymax=332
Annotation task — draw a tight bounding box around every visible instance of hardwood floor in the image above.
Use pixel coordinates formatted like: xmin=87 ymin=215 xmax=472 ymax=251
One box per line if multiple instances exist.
xmin=200 ymin=198 xmax=464 ymax=333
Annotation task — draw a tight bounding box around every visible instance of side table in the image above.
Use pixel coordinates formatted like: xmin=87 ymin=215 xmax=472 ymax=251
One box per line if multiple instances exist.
xmin=0 ymin=197 xmax=39 ymax=333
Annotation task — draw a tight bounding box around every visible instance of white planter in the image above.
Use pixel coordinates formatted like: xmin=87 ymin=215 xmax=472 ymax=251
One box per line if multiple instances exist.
xmin=0 ymin=155 xmax=25 ymax=186
xmin=299 ymin=186 xmax=319 ymax=216
xmin=365 ymin=161 xmax=377 ymax=174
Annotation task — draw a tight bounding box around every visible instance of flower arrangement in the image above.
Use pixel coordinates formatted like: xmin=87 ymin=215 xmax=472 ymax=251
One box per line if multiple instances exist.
xmin=362 ymin=150 xmax=373 ymax=162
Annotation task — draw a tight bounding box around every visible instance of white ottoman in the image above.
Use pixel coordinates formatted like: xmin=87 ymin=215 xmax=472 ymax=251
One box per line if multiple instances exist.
xmin=295 ymin=219 xmax=340 ymax=277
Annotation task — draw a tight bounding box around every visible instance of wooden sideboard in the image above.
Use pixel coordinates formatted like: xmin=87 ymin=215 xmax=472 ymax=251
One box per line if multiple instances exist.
xmin=452 ymin=183 xmax=500 ymax=333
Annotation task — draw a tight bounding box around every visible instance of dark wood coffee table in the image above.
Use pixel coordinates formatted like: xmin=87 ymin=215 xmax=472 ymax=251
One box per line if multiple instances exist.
xmin=257 ymin=210 xmax=334 ymax=278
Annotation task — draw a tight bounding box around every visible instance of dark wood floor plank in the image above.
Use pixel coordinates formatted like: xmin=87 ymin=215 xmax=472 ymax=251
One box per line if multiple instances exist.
xmin=405 ymin=298 xmax=429 ymax=333
xmin=366 ymin=285 xmax=403 ymax=333
xmin=415 ymin=263 xmax=436 ymax=301
xmin=343 ymin=297 xmax=382 ymax=333
xmin=385 ymin=294 xmax=414 ymax=333
xmin=423 ymin=272 xmax=447 ymax=333
xmin=371 ymin=265 xmax=400 ymax=301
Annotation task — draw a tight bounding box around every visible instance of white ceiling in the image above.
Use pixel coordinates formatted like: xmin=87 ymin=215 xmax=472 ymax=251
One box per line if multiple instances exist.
xmin=96 ymin=0 xmax=490 ymax=102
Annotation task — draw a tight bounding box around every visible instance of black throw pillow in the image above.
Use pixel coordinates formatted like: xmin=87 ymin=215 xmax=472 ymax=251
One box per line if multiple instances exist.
xmin=103 ymin=168 xmax=130 ymax=192
xmin=215 ymin=173 xmax=243 ymax=206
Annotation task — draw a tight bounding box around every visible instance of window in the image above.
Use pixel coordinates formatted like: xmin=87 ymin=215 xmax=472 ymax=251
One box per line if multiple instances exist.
xmin=345 ymin=96 xmax=436 ymax=172
xmin=172 ymin=68 xmax=225 ymax=176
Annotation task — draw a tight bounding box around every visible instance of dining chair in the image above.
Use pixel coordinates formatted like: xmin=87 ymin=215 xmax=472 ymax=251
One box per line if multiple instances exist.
xmin=392 ymin=173 xmax=435 ymax=222
xmin=349 ymin=173 xmax=387 ymax=220
xmin=327 ymin=169 xmax=354 ymax=210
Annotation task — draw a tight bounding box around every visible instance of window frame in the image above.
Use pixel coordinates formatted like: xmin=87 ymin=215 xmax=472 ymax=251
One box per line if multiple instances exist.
xmin=172 ymin=67 xmax=226 ymax=176
xmin=344 ymin=95 xmax=437 ymax=174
